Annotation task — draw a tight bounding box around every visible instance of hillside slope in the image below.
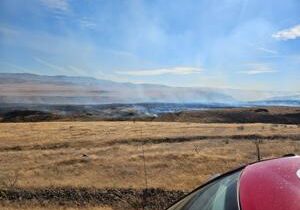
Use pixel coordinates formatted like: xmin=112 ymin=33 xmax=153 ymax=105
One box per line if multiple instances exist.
xmin=0 ymin=73 xmax=235 ymax=104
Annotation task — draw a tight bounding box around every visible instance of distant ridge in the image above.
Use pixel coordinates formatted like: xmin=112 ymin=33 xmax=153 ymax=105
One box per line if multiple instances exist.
xmin=0 ymin=73 xmax=299 ymax=105
xmin=0 ymin=73 xmax=235 ymax=104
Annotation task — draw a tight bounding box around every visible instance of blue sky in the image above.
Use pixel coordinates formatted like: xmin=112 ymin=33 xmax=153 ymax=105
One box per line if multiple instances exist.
xmin=0 ymin=0 xmax=300 ymax=91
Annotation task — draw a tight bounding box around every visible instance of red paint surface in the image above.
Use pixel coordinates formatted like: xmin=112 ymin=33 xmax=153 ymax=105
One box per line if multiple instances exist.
xmin=239 ymin=156 xmax=300 ymax=210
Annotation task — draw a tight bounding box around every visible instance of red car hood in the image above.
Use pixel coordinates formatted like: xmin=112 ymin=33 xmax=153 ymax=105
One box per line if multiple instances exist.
xmin=239 ymin=156 xmax=300 ymax=210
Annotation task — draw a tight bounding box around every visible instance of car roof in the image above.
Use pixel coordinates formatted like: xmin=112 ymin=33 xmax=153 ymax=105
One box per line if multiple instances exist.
xmin=239 ymin=156 xmax=300 ymax=210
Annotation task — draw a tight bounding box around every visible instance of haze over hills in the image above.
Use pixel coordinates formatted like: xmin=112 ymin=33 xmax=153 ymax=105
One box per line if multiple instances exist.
xmin=0 ymin=73 xmax=299 ymax=105
xmin=0 ymin=73 xmax=233 ymax=104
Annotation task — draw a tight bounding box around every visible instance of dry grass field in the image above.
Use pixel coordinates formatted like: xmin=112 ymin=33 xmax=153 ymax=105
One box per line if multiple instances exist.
xmin=0 ymin=121 xmax=299 ymax=209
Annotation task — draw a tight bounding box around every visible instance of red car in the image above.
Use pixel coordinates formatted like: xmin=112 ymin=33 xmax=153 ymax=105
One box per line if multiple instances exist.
xmin=167 ymin=155 xmax=300 ymax=210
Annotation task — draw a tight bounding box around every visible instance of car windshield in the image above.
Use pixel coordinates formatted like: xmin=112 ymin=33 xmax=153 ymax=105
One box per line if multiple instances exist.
xmin=168 ymin=171 xmax=241 ymax=210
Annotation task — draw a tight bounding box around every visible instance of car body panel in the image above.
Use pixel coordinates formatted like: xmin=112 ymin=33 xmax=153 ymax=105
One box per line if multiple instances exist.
xmin=239 ymin=156 xmax=300 ymax=210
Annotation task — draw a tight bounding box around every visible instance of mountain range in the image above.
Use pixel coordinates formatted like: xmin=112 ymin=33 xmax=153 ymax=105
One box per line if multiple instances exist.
xmin=0 ymin=73 xmax=299 ymax=105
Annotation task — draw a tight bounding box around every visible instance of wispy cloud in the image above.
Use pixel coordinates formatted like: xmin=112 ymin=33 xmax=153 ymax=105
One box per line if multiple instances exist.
xmin=34 ymin=57 xmax=101 ymax=77
xmin=247 ymin=43 xmax=278 ymax=55
xmin=40 ymin=0 xmax=69 ymax=13
xmin=116 ymin=67 xmax=203 ymax=76
xmin=272 ymin=24 xmax=300 ymax=40
xmin=239 ymin=63 xmax=277 ymax=75
xmin=67 ymin=65 xmax=89 ymax=76
xmin=34 ymin=57 xmax=67 ymax=74
xmin=78 ymin=18 xmax=97 ymax=30
xmin=257 ymin=47 xmax=278 ymax=54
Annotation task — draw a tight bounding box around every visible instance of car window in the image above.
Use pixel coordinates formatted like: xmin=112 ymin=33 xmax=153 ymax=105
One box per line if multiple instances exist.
xmin=168 ymin=171 xmax=241 ymax=210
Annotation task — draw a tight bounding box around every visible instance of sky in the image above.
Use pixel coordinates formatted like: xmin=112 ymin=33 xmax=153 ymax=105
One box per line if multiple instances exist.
xmin=0 ymin=0 xmax=300 ymax=91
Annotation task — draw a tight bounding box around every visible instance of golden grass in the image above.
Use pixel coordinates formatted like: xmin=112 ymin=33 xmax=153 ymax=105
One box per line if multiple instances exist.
xmin=0 ymin=121 xmax=299 ymax=191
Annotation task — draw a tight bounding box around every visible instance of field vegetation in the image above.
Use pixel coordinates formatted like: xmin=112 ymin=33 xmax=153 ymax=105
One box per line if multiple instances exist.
xmin=0 ymin=121 xmax=299 ymax=209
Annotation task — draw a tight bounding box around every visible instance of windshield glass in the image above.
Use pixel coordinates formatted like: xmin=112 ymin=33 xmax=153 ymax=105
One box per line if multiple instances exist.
xmin=168 ymin=171 xmax=241 ymax=210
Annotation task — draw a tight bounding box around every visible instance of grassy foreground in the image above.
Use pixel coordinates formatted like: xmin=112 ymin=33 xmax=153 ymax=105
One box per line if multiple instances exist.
xmin=0 ymin=121 xmax=299 ymax=209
